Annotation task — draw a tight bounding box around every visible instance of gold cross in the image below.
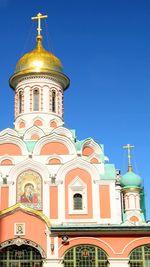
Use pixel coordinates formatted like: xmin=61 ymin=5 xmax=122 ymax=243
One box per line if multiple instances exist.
xmin=32 ymin=13 xmax=48 ymax=36
xmin=123 ymin=144 xmax=134 ymax=171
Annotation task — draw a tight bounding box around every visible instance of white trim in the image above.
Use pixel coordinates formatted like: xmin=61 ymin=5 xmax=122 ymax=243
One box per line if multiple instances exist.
xmin=0 ymin=134 xmax=28 ymax=155
xmin=33 ymin=133 xmax=76 ymax=156
xmin=0 ymin=128 xmax=19 ymax=137
xmin=23 ymin=125 xmax=45 ymax=140
xmin=68 ymin=177 xmax=87 ymax=214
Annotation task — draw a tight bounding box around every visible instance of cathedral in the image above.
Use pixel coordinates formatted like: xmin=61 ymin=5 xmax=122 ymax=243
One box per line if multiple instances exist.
xmin=0 ymin=13 xmax=150 ymax=267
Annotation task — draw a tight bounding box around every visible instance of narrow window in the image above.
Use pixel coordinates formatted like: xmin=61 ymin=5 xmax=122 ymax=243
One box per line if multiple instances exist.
xmin=33 ymin=89 xmax=39 ymax=111
xmin=73 ymin=193 xmax=83 ymax=210
xmin=19 ymin=91 xmax=22 ymax=114
xmin=52 ymin=91 xmax=56 ymax=113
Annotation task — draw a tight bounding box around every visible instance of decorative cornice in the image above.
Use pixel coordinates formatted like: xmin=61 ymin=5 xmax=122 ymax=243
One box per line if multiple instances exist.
xmin=0 ymin=237 xmax=46 ymax=258
xmin=51 ymin=224 xmax=150 ymax=235
xmin=10 ymin=73 xmax=70 ymax=91
xmin=0 ymin=203 xmax=51 ymax=228
xmin=122 ymin=187 xmax=141 ymax=193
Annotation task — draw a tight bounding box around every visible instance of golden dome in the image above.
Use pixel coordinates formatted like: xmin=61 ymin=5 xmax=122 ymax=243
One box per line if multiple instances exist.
xmin=10 ymin=35 xmax=70 ymax=90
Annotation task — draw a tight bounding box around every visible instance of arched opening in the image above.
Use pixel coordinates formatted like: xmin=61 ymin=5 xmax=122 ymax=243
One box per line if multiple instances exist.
xmin=19 ymin=91 xmax=23 ymax=114
xmin=64 ymin=245 xmax=108 ymax=267
xmin=33 ymin=89 xmax=40 ymax=111
xmin=129 ymin=245 xmax=150 ymax=267
xmin=0 ymin=245 xmax=43 ymax=267
xmin=73 ymin=193 xmax=83 ymax=210
xmin=52 ymin=90 xmax=56 ymax=113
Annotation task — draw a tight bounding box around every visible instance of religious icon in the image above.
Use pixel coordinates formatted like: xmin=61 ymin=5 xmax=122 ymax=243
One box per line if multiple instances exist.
xmin=15 ymin=223 xmax=25 ymax=235
xmin=20 ymin=183 xmax=38 ymax=203
xmin=17 ymin=170 xmax=42 ymax=209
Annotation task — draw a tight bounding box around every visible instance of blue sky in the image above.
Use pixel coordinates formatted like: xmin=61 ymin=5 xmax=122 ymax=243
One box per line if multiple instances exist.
xmin=0 ymin=0 xmax=150 ymax=219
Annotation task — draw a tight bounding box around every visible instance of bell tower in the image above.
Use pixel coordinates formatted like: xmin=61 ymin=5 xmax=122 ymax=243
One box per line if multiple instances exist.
xmin=9 ymin=13 xmax=70 ymax=134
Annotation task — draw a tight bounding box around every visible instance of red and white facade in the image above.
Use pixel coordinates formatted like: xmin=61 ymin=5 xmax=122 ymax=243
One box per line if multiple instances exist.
xmin=0 ymin=18 xmax=150 ymax=267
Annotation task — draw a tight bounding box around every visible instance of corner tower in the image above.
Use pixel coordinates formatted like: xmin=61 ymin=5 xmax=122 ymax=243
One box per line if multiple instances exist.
xmin=9 ymin=13 xmax=70 ymax=134
xmin=121 ymin=144 xmax=145 ymax=223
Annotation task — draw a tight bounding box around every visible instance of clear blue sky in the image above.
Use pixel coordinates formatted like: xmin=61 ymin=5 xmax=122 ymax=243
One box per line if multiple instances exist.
xmin=0 ymin=0 xmax=150 ymax=219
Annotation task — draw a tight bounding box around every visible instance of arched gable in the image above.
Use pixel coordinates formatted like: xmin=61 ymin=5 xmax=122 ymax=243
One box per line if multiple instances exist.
xmin=0 ymin=134 xmax=28 ymax=156
xmin=0 ymin=202 xmax=51 ymax=227
xmin=50 ymin=120 xmax=57 ymax=128
xmin=57 ymin=157 xmax=99 ymax=183
xmin=81 ymin=139 xmax=103 ymax=157
xmin=0 ymin=203 xmax=50 ymax=255
xmin=48 ymin=158 xmax=62 ymax=164
xmin=9 ymin=158 xmax=49 ymax=183
xmin=18 ymin=120 xmax=26 ymax=129
xmin=90 ymin=157 xmax=100 ymax=164
xmin=49 ymin=117 xmax=63 ymax=128
xmin=8 ymin=159 xmax=49 ymax=211
xmin=52 ymin=126 xmax=74 ymax=140
xmin=0 ymin=128 xmax=19 ymax=137
xmin=23 ymin=126 xmax=45 ymax=141
xmin=57 ymin=158 xmax=99 ymax=220
xmin=33 ymin=133 xmax=76 ymax=156
xmin=33 ymin=119 xmax=43 ymax=127
xmin=41 ymin=142 xmax=69 ymax=155
xmin=0 ymin=156 xmax=14 ymax=165
xmin=0 ymin=143 xmax=22 ymax=156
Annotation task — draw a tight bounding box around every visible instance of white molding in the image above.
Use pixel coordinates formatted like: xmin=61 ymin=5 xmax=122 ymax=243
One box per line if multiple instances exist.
xmin=23 ymin=125 xmax=45 ymax=140
xmin=33 ymin=133 xmax=76 ymax=156
xmin=0 ymin=134 xmax=28 ymax=155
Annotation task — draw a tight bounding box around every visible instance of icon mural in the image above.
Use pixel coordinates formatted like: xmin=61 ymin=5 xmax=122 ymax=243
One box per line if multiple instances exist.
xmin=15 ymin=223 xmax=25 ymax=235
xmin=17 ymin=170 xmax=42 ymax=209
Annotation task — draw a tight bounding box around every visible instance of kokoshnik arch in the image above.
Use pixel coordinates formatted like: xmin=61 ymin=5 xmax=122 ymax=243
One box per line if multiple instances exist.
xmin=0 ymin=12 xmax=150 ymax=267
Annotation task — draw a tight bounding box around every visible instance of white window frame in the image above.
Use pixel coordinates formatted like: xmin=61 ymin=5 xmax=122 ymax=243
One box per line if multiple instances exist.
xmin=33 ymin=88 xmax=40 ymax=111
xmin=68 ymin=177 xmax=87 ymax=214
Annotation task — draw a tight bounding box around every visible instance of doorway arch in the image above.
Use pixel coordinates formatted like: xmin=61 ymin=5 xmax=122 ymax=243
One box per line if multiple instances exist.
xmin=0 ymin=244 xmax=43 ymax=267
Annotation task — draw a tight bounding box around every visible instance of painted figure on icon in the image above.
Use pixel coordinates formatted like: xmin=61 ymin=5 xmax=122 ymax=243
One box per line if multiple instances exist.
xmin=20 ymin=183 xmax=38 ymax=203
xmin=17 ymin=170 xmax=42 ymax=209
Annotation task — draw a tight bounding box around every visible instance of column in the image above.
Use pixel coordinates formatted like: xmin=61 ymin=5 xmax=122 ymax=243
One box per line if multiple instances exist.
xmin=109 ymin=258 xmax=129 ymax=267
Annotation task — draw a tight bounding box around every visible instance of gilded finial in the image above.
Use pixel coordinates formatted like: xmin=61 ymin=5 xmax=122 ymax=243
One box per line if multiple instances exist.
xmin=31 ymin=12 xmax=48 ymax=37
xmin=123 ymin=144 xmax=134 ymax=172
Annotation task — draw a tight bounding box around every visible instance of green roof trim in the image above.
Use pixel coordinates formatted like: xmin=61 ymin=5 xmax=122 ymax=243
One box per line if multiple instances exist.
xmin=140 ymin=188 xmax=146 ymax=220
xmin=70 ymin=129 xmax=76 ymax=139
xmin=75 ymin=140 xmax=85 ymax=150
xmin=100 ymin=164 xmax=116 ymax=180
xmin=50 ymin=224 xmax=150 ymax=234
xmin=25 ymin=141 xmax=37 ymax=153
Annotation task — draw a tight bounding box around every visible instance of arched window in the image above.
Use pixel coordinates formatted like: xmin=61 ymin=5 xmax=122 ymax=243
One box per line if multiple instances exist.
xmin=129 ymin=245 xmax=150 ymax=267
xmin=64 ymin=245 xmax=108 ymax=267
xmin=73 ymin=193 xmax=83 ymax=210
xmin=0 ymin=245 xmax=43 ymax=266
xmin=33 ymin=89 xmax=39 ymax=111
xmin=19 ymin=91 xmax=23 ymax=114
xmin=52 ymin=90 xmax=56 ymax=113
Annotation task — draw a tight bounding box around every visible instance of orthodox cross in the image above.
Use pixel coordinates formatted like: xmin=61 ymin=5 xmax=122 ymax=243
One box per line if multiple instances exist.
xmin=32 ymin=12 xmax=48 ymax=36
xmin=123 ymin=144 xmax=134 ymax=171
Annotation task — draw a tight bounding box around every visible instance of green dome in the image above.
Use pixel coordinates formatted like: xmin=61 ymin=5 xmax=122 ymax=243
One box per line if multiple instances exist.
xmin=121 ymin=171 xmax=142 ymax=188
